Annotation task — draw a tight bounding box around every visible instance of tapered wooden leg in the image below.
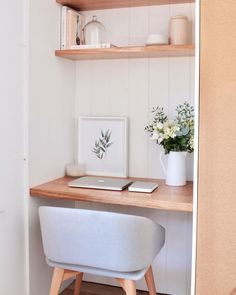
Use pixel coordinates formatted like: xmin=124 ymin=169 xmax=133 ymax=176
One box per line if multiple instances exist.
xmin=124 ymin=280 xmax=137 ymax=295
xmin=74 ymin=272 xmax=83 ymax=295
xmin=117 ymin=279 xmax=136 ymax=295
xmin=145 ymin=266 xmax=157 ymax=295
xmin=116 ymin=278 xmax=126 ymax=291
xmin=49 ymin=268 xmax=64 ymax=295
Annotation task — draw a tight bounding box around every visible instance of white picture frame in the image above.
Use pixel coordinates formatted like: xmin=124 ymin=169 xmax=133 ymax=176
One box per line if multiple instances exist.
xmin=78 ymin=117 xmax=128 ymax=177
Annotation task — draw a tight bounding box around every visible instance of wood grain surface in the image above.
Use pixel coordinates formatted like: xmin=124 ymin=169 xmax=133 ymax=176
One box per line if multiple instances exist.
xmin=30 ymin=176 xmax=193 ymax=212
xmin=196 ymin=0 xmax=236 ymax=294
xmin=55 ymin=45 xmax=195 ymax=61
xmin=56 ymin=0 xmax=194 ymax=11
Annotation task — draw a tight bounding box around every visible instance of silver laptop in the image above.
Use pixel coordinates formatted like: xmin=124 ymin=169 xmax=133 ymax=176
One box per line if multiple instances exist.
xmin=68 ymin=176 xmax=132 ymax=191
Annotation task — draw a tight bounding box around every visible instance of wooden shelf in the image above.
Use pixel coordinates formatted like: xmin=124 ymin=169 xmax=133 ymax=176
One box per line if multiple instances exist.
xmin=55 ymin=44 xmax=195 ymax=60
xmin=56 ymin=0 xmax=194 ymax=11
xmin=30 ymin=176 xmax=193 ymax=212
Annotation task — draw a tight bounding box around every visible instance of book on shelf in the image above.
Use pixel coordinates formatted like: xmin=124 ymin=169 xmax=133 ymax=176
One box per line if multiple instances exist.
xmin=70 ymin=44 xmax=117 ymax=49
xmin=60 ymin=6 xmax=85 ymax=50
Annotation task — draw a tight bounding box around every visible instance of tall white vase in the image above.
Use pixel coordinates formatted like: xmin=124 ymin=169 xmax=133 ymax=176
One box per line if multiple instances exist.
xmin=160 ymin=151 xmax=187 ymax=186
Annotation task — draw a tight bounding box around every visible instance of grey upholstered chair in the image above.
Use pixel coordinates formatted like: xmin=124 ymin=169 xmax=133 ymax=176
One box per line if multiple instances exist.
xmin=39 ymin=206 xmax=165 ymax=295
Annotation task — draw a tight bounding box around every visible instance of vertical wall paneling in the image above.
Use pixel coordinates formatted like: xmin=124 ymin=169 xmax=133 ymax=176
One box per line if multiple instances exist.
xmin=29 ymin=0 xmax=76 ymax=294
xmin=0 ymin=0 xmax=27 ymax=293
xmin=75 ymin=3 xmax=195 ymax=295
xmin=129 ymin=58 xmax=149 ymax=177
xmin=147 ymin=57 xmax=169 ymax=180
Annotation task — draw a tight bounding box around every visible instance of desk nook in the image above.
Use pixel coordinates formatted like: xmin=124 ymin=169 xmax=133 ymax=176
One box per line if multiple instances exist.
xmin=29 ymin=0 xmax=196 ymax=294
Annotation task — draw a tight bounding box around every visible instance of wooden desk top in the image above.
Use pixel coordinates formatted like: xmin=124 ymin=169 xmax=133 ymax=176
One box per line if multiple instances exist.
xmin=30 ymin=177 xmax=193 ymax=212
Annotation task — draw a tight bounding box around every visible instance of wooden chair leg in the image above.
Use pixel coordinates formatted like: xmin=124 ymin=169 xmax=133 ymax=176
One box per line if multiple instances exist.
xmin=49 ymin=268 xmax=65 ymax=295
xmin=74 ymin=272 xmax=83 ymax=295
xmin=145 ymin=266 xmax=157 ymax=295
xmin=124 ymin=280 xmax=137 ymax=295
xmin=116 ymin=278 xmax=136 ymax=295
xmin=116 ymin=278 xmax=126 ymax=291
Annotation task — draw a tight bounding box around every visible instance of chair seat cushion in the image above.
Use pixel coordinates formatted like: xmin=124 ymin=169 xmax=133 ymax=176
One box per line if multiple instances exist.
xmin=47 ymin=258 xmax=148 ymax=281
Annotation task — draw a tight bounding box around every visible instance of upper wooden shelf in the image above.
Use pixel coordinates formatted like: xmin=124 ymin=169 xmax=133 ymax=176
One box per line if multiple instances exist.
xmin=30 ymin=176 xmax=193 ymax=212
xmin=55 ymin=44 xmax=195 ymax=60
xmin=56 ymin=0 xmax=194 ymax=11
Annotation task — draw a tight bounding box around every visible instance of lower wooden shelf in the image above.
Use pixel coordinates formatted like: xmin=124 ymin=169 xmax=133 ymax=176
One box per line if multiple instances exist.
xmin=55 ymin=44 xmax=195 ymax=61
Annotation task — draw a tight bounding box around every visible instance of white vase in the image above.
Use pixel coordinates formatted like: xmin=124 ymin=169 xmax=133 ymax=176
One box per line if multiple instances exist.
xmin=160 ymin=151 xmax=187 ymax=186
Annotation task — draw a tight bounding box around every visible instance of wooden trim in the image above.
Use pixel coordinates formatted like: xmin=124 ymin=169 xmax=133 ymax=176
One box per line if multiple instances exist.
xmin=56 ymin=0 xmax=194 ymax=11
xmin=196 ymin=0 xmax=236 ymax=294
xmin=55 ymin=45 xmax=195 ymax=61
xmin=30 ymin=176 xmax=193 ymax=212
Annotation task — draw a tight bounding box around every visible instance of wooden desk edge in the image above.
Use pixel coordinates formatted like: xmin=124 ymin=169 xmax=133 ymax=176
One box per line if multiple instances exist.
xmin=30 ymin=177 xmax=193 ymax=213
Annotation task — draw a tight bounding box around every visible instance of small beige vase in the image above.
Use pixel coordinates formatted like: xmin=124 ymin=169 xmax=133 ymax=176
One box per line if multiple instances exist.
xmin=169 ymin=15 xmax=189 ymax=45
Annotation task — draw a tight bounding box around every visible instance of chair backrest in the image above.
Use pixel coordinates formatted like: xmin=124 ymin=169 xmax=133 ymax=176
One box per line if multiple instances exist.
xmin=39 ymin=206 xmax=165 ymax=272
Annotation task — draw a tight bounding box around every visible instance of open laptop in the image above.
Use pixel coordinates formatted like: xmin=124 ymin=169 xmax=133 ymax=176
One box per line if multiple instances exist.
xmin=68 ymin=176 xmax=132 ymax=191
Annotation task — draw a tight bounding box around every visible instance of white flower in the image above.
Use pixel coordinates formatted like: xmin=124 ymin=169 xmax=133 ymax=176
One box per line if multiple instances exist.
xmin=189 ymin=135 xmax=194 ymax=150
xmin=163 ymin=120 xmax=179 ymax=139
xmin=151 ymin=131 xmax=159 ymax=140
xmin=156 ymin=122 xmax=164 ymax=130
xmin=158 ymin=136 xmax=164 ymax=144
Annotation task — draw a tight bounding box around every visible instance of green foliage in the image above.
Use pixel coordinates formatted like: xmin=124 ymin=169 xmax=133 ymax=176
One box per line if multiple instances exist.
xmin=145 ymin=101 xmax=194 ymax=154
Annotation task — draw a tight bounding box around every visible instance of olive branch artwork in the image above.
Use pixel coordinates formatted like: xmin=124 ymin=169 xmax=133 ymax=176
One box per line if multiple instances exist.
xmin=92 ymin=129 xmax=114 ymax=160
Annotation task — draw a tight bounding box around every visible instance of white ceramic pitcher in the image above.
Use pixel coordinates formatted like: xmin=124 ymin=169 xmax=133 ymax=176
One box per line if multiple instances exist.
xmin=160 ymin=151 xmax=187 ymax=186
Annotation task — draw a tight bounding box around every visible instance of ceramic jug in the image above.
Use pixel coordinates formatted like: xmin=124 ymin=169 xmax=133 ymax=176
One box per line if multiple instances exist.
xmin=160 ymin=151 xmax=187 ymax=186
xmin=169 ymin=15 xmax=188 ymax=45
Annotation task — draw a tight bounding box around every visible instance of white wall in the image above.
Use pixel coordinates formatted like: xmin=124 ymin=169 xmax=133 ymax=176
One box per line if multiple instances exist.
xmin=28 ymin=0 xmax=76 ymax=294
xmin=0 ymin=0 xmax=27 ymax=294
xmin=76 ymin=3 xmax=195 ymax=180
xmin=75 ymin=3 xmax=195 ymax=295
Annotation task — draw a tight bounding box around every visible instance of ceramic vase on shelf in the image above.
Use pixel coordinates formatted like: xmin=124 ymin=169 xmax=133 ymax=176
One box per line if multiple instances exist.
xmin=160 ymin=151 xmax=187 ymax=186
xmin=169 ymin=15 xmax=189 ymax=45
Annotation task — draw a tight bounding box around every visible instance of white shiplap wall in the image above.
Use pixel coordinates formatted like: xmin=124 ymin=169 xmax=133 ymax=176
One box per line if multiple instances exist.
xmin=29 ymin=0 xmax=76 ymax=294
xmin=75 ymin=3 xmax=195 ymax=295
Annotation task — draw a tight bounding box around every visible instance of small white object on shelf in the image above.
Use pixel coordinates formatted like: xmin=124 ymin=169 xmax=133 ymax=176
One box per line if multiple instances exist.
xmin=65 ymin=163 xmax=86 ymax=177
xmin=146 ymin=34 xmax=169 ymax=45
xmin=128 ymin=181 xmax=159 ymax=193
xmin=169 ymin=15 xmax=189 ymax=45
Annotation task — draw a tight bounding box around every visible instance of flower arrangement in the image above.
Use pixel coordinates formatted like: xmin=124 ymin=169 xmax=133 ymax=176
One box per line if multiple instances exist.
xmin=145 ymin=102 xmax=194 ymax=154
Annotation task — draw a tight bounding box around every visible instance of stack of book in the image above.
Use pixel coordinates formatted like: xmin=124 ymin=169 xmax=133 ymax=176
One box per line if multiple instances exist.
xmin=60 ymin=6 xmax=116 ymax=50
xmin=60 ymin=6 xmax=85 ymax=50
xmin=70 ymin=44 xmax=116 ymax=49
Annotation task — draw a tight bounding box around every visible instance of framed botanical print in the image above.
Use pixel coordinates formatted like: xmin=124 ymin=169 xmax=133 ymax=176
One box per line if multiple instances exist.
xmin=78 ymin=117 xmax=128 ymax=177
